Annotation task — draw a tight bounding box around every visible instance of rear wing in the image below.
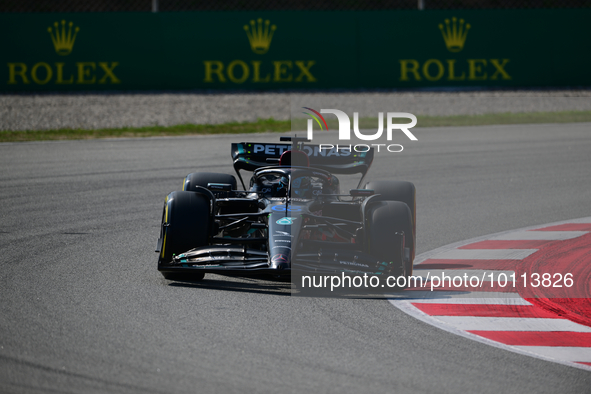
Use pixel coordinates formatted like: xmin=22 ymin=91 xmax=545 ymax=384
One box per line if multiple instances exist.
xmin=231 ymin=142 xmax=374 ymax=188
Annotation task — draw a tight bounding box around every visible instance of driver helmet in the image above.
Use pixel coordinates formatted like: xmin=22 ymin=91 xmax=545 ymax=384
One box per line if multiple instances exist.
xmin=292 ymin=176 xmax=312 ymax=197
xmin=271 ymin=175 xmax=289 ymax=197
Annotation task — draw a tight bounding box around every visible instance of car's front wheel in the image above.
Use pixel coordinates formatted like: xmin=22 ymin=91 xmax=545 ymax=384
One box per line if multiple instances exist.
xmin=364 ymin=180 xmax=416 ymax=261
xmin=366 ymin=200 xmax=414 ymax=287
xmin=157 ymin=190 xmax=211 ymax=281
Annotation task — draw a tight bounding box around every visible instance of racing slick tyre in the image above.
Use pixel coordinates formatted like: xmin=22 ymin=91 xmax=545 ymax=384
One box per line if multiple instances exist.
xmin=366 ymin=201 xmax=414 ymax=288
xmin=182 ymin=172 xmax=237 ymax=193
xmin=157 ymin=191 xmax=211 ymax=281
xmin=364 ymin=180 xmax=416 ymax=261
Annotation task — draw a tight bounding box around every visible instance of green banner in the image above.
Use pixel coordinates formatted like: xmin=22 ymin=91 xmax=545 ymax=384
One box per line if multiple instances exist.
xmin=2 ymin=10 xmax=590 ymax=91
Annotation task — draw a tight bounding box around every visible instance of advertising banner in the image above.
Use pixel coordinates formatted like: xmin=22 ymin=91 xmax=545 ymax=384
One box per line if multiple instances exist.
xmin=2 ymin=10 xmax=590 ymax=91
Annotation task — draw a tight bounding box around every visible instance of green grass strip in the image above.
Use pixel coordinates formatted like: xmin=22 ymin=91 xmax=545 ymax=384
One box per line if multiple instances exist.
xmin=414 ymin=110 xmax=591 ymax=128
xmin=0 ymin=118 xmax=291 ymax=143
xmin=2 ymin=111 xmax=590 ymax=143
xmin=292 ymin=110 xmax=591 ymax=130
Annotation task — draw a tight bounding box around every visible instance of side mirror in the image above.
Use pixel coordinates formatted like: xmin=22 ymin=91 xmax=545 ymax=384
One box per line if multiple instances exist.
xmin=350 ymin=189 xmax=374 ymax=197
xmin=207 ymin=183 xmax=233 ymax=192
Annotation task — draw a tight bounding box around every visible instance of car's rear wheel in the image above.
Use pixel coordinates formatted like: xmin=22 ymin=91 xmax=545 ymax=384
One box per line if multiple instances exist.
xmin=182 ymin=172 xmax=237 ymax=192
xmin=366 ymin=201 xmax=414 ymax=287
xmin=364 ymin=180 xmax=416 ymax=261
xmin=157 ymin=191 xmax=211 ymax=281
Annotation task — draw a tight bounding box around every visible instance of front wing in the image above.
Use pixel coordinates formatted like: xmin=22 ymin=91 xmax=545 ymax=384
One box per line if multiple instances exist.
xmin=158 ymin=234 xmax=406 ymax=278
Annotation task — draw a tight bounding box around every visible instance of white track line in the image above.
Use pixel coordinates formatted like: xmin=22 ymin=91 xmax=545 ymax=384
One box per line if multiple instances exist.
xmin=512 ymin=347 xmax=591 ymax=363
xmin=412 ymin=269 xmax=516 ymax=281
xmin=491 ymin=230 xmax=588 ymax=241
xmin=393 ymin=291 xmax=530 ymax=304
xmin=430 ymin=248 xmax=537 ymax=260
xmin=434 ymin=316 xmax=591 ymax=332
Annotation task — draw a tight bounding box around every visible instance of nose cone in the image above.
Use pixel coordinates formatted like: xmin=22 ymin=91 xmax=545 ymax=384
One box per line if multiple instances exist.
xmin=270 ymin=252 xmax=290 ymax=270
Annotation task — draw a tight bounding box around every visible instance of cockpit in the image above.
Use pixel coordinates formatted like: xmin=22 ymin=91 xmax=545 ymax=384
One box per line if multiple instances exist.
xmin=249 ymin=167 xmax=339 ymax=199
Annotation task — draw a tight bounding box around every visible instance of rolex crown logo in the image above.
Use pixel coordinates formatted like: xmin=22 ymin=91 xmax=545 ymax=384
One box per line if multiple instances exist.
xmin=48 ymin=20 xmax=80 ymax=56
xmin=243 ymin=18 xmax=276 ymax=54
xmin=438 ymin=17 xmax=470 ymax=52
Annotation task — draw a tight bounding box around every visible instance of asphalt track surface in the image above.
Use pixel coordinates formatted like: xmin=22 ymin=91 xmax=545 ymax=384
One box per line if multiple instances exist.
xmin=1 ymin=123 xmax=590 ymax=393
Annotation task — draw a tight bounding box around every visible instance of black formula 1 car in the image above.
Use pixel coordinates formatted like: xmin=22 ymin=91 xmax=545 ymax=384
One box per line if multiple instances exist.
xmin=156 ymin=137 xmax=416 ymax=286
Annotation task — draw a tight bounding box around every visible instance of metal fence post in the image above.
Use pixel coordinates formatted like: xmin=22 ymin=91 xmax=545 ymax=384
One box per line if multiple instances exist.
xmin=152 ymin=0 xmax=158 ymax=12
xmin=418 ymin=0 xmax=425 ymax=10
